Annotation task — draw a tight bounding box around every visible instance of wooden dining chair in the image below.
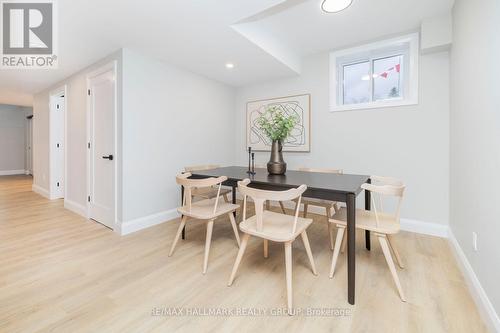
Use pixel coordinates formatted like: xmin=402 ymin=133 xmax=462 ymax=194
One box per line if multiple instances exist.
xmin=329 ymin=176 xmax=406 ymax=301
xmin=296 ymin=167 xmax=343 ymax=250
xmin=184 ymin=164 xmax=232 ymax=202
xmin=169 ymin=173 xmax=241 ymax=274
xmin=227 ymin=179 xmax=317 ymax=315
xmin=253 ymin=164 xmax=287 ymax=214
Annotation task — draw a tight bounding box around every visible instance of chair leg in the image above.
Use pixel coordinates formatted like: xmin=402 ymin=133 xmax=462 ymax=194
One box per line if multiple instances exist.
xmin=266 ymin=201 xmax=271 ymax=211
xmin=340 ymin=229 xmax=347 ymax=254
xmin=279 ymin=201 xmax=287 ymax=214
xmin=378 ymin=235 xmax=406 ymax=301
xmin=326 ymin=207 xmax=333 ymax=250
xmin=223 ymin=194 xmax=229 ymax=203
xmin=228 ymin=234 xmax=251 ymax=286
xmin=329 ymin=226 xmax=345 ymax=278
xmin=303 ymin=203 xmax=309 ymax=218
xmin=387 ymin=235 xmax=404 ymax=269
xmin=301 ymin=231 xmax=317 ymax=275
xmin=169 ymin=216 xmax=187 ymax=257
xmin=228 ymin=213 xmax=241 ymax=247
xmin=284 ymin=241 xmax=293 ymax=315
xmin=263 ymin=239 xmax=269 ymax=258
xmin=202 ymin=219 xmax=214 ymax=275
xmin=328 ymin=223 xmax=334 ymax=251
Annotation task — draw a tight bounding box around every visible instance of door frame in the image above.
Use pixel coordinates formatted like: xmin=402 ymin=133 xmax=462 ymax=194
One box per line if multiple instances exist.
xmin=26 ymin=115 xmax=33 ymax=175
xmin=49 ymin=85 xmax=67 ymax=200
xmin=86 ymin=61 xmax=118 ymax=229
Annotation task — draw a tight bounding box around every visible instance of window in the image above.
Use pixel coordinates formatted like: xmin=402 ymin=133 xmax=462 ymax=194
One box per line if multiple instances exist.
xmin=373 ymin=55 xmax=402 ymax=101
xmin=330 ymin=33 xmax=419 ymax=112
xmin=343 ymin=61 xmax=370 ymax=104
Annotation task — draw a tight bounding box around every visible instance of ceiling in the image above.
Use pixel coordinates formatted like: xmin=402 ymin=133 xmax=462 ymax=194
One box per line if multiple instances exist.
xmin=0 ymin=0 xmax=454 ymax=106
xmin=240 ymin=0 xmax=454 ymax=57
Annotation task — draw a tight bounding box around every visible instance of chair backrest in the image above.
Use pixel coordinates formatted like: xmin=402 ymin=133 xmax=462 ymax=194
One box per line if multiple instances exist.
xmin=176 ymin=173 xmax=227 ymax=214
xmin=298 ymin=167 xmax=343 ymax=174
xmin=238 ymin=179 xmax=307 ymax=235
xmin=184 ymin=164 xmax=220 ymax=172
xmin=361 ymin=176 xmax=405 ymax=227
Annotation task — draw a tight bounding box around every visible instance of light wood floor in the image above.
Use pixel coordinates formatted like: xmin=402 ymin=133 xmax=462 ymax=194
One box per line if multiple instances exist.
xmin=0 ymin=175 xmax=487 ymax=333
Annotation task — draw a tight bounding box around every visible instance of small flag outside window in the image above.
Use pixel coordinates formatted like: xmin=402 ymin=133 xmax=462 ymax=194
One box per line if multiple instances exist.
xmin=378 ymin=63 xmax=401 ymax=79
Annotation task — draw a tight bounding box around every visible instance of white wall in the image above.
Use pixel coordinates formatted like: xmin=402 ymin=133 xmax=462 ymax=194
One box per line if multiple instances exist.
xmin=0 ymin=104 xmax=30 ymax=174
xmin=120 ymin=49 xmax=236 ymax=227
xmin=421 ymin=13 xmax=453 ymax=54
xmin=32 ymin=93 xmax=50 ymax=192
xmin=32 ymin=48 xmax=235 ymax=232
xmin=450 ymin=0 xmax=500 ymax=326
xmin=235 ymin=50 xmax=450 ymax=225
xmin=33 ymin=50 xmax=123 ymax=204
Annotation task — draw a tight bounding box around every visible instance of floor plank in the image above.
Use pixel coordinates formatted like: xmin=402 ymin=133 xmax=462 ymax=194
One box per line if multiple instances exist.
xmin=0 ymin=175 xmax=487 ymax=332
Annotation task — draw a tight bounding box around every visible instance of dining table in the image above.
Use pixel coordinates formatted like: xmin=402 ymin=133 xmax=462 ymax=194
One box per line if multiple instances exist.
xmin=182 ymin=166 xmax=371 ymax=305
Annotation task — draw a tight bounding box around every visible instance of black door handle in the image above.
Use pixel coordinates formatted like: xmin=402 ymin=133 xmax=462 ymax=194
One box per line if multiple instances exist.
xmin=102 ymin=155 xmax=114 ymax=160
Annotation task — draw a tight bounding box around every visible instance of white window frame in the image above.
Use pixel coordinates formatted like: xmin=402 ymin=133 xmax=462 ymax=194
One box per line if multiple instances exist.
xmin=330 ymin=33 xmax=419 ymax=112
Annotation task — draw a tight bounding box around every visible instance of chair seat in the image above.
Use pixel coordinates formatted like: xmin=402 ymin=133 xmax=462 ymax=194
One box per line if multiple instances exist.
xmin=239 ymin=210 xmax=313 ymax=242
xmin=191 ymin=186 xmax=231 ymax=200
xmin=329 ymin=207 xmax=400 ymax=234
xmin=178 ymin=198 xmax=238 ymax=220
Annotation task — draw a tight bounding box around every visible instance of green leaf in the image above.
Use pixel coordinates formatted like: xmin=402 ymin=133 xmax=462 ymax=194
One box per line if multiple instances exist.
xmin=256 ymin=105 xmax=299 ymax=142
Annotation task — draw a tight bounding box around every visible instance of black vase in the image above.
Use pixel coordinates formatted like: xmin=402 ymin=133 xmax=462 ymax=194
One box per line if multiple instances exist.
xmin=267 ymin=140 xmax=287 ymax=175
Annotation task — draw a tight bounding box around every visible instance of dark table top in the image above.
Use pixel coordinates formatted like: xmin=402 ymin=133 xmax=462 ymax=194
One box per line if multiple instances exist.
xmin=190 ymin=166 xmax=370 ymax=197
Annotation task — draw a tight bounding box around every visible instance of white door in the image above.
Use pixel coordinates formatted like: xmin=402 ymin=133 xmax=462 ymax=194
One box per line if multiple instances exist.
xmin=50 ymin=94 xmax=65 ymax=198
xmin=88 ymin=67 xmax=115 ymax=229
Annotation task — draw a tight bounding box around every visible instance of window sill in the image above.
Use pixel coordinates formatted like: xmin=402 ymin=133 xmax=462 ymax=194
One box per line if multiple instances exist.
xmin=330 ymin=99 xmax=418 ymax=112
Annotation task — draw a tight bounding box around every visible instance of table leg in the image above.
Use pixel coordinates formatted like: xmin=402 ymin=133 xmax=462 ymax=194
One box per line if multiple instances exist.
xmin=347 ymin=193 xmax=356 ymax=305
xmin=232 ymin=185 xmax=237 ymax=218
xmin=365 ymin=178 xmax=371 ymax=251
xmin=181 ymin=185 xmax=185 ymax=240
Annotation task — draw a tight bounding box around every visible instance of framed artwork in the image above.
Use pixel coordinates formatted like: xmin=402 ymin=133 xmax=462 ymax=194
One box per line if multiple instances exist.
xmin=246 ymin=94 xmax=311 ymax=152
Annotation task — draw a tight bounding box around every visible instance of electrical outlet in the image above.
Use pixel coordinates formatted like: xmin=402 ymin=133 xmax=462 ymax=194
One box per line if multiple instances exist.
xmin=472 ymin=232 xmax=478 ymax=252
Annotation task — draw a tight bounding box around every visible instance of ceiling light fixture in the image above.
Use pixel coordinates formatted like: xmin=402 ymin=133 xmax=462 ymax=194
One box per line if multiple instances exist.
xmin=321 ymin=0 xmax=353 ymax=13
xmin=225 ymin=63 xmax=235 ymax=69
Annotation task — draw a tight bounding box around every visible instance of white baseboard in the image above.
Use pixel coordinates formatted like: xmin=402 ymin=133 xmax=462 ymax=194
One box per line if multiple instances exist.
xmin=32 ymin=184 xmax=50 ymax=199
xmin=32 ymin=184 xmax=61 ymax=201
xmin=262 ymin=198 xmax=450 ymax=238
xmin=0 ymin=169 xmax=26 ymax=176
xmin=64 ymin=199 xmax=87 ymax=218
xmin=449 ymin=230 xmax=500 ymax=333
xmin=120 ymin=208 xmax=180 ymax=236
xmin=400 ymin=218 xmax=449 ymax=238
